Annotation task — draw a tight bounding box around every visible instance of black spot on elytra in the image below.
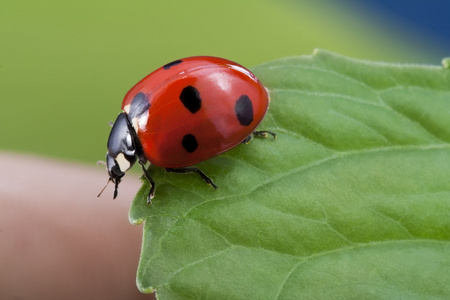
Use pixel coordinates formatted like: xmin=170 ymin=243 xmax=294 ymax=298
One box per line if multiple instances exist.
xmin=235 ymin=95 xmax=253 ymax=126
xmin=182 ymin=134 xmax=198 ymax=153
xmin=163 ymin=59 xmax=183 ymax=70
xmin=179 ymin=86 xmax=201 ymax=113
xmin=128 ymin=92 xmax=150 ymax=119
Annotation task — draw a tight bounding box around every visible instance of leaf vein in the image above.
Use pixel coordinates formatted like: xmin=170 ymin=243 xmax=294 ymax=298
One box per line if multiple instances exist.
xmin=271 ymin=88 xmax=383 ymax=108
xmin=247 ymin=144 xmax=450 ymax=195
xmin=380 ymin=99 xmax=448 ymax=143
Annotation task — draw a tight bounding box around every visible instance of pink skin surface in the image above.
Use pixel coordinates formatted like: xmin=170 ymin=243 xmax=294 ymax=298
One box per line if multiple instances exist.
xmin=0 ymin=152 xmax=155 ymax=300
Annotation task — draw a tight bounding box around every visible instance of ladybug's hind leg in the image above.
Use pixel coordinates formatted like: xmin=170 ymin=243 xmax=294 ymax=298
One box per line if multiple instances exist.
xmin=242 ymin=130 xmax=277 ymax=144
xmin=165 ymin=167 xmax=218 ymax=189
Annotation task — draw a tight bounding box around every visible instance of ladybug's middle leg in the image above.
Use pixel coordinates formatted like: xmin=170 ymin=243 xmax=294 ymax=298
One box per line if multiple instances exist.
xmin=165 ymin=167 xmax=218 ymax=189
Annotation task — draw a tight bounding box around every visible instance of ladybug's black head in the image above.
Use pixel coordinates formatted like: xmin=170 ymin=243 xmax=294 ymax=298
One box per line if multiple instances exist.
xmin=103 ymin=113 xmax=138 ymax=199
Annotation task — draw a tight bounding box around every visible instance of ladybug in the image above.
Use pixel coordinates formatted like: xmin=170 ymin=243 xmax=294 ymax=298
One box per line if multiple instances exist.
xmin=101 ymin=56 xmax=275 ymax=204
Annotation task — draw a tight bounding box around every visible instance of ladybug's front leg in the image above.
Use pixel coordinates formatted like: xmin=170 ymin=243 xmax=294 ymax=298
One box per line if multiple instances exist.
xmin=242 ymin=130 xmax=277 ymax=144
xmin=139 ymin=162 xmax=156 ymax=204
xmin=165 ymin=167 xmax=218 ymax=189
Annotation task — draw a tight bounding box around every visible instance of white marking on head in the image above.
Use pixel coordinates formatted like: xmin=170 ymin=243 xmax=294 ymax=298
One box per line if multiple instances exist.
xmin=123 ymin=104 xmax=131 ymax=114
xmin=116 ymin=153 xmax=131 ymax=172
xmin=138 ymin=110 xmax=149 ymax=131
xmin=131 ymin=117 xmax=139 ymax=132
xmin=130 ymin=110 xmax=149 ymax=132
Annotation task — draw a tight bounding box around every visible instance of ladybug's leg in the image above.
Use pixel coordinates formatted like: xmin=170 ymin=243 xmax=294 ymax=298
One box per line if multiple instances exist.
xmin=165 ymin=167 xmax=218 ymax=189
xmin=139 ymin=163 xmax=156 ymax=204
xmin=242 ymin=130 xmax=277 ymax=144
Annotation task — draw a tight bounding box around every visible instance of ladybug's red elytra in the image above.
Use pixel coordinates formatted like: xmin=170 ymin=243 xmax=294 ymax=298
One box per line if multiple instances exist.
xmin=101 ymin=56 xmax=275 ymax=203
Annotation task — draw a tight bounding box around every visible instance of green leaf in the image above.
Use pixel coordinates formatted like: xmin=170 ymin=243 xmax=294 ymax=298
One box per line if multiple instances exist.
xmin=129 ymin=50 xmax=450 ymax=299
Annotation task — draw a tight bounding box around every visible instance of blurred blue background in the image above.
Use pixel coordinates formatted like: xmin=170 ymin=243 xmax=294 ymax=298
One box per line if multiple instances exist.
xmin=337 ymin=0 xmax=450 ymax=61
xmin=1 ymin=0 xmax=448 ymax=163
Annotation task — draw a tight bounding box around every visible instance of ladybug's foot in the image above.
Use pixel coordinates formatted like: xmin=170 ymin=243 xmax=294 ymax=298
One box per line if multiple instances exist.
xmin=140 ymin=163 xmax=156 ymax=205
xmin=165 ymin=167 xmax=218 ymax=190
xmin=147 ymin=184 xmax=156 ymax=205
xmin=242 ymin=130 xmax=277 ymax=144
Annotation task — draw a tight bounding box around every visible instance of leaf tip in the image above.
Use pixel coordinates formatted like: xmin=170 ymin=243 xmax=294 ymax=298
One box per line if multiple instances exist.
xmin=441 ymin=57 xmax=450 ymax=69
xmin=312 ymin=48 xmax=321 ymax=56
xmin=128 ymin=214 xmax=144 ymax=225
xmin=137 ymin=283 xmax=155 ymax=295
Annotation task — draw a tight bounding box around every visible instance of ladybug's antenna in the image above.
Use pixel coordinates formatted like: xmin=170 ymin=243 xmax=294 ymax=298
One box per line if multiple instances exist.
xmin=97 ymin=178 xmax=112 ymax=198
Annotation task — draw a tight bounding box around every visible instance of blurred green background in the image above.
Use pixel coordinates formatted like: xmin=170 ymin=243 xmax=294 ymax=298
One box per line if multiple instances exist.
xmin=1 ymin=0 xmax=447 ymax=164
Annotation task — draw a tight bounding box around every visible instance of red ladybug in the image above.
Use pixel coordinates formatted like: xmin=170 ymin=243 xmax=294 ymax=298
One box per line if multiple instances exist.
xmin=101 ymin=56 xmax=275 ymax=203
